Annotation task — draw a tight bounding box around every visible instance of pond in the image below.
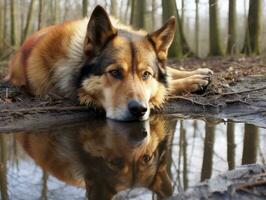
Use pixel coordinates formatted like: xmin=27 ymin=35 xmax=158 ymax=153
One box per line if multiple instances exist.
xmin=0 ymin=116 xmax=265 ymax=200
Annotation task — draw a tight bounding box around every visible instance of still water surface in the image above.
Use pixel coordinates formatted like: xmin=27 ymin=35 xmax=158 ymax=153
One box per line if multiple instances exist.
xmin=0 ymin=116 xmax=265 ymax=199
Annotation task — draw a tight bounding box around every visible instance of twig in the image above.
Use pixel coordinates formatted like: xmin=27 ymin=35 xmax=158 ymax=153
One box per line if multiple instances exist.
xmin=169 ymin=95 xmax=217 ymax=107
xmin=236 ymin=180 xmax=266 ymax=191
xmin=221 ymin=86 xmax=266 ymax=96
xmin=0 ymin=106 xmax=87 ymax=114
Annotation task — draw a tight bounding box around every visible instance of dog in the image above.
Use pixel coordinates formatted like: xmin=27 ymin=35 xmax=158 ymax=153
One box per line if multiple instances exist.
xmin=6 ymin=5 xmax=213 ymax=121
xmin=16 ymin=117 xmax=175 ymax=199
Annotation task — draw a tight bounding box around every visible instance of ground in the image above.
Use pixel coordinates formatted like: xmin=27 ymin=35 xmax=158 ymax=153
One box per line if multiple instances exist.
xmin=1 ymin=56 xmax=266 ymax=131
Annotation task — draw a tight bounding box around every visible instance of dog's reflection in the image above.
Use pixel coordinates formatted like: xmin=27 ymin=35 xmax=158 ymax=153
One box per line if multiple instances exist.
xmin=17 ymin=117 xmax=174 ymax=199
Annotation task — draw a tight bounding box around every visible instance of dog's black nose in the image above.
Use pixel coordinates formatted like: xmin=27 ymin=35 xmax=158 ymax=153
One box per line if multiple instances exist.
xmin=128 ymin=100 xmax=147 ymax=118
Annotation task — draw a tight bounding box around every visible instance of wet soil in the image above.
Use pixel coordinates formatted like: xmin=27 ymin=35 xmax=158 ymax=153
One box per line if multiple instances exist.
xmin=1 ymin=56 xmax=266 ymax=131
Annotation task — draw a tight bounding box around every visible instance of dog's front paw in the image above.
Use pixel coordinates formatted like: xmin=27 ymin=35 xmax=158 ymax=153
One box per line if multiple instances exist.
xmin=194 ymin=68 xmax=214 ymax=76
xmin=186 ymin=74 xmax=211 ymax=94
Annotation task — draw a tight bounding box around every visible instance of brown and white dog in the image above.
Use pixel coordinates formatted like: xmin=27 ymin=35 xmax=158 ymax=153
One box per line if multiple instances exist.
xmin=6 ymin=6 xmax=213 ymax=121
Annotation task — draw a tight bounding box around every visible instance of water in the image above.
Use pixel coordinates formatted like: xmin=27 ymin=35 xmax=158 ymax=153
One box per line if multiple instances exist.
xmin=0 ymin=116 xmax=265 ymax=200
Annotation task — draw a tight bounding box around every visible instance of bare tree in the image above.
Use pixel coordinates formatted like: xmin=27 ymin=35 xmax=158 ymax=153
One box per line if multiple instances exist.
xmin=110 ymin=0 xmax=117 ymax=17
xmin=3 ymin=0 xmax=7 ymax=40
xmin=54 ymin=0 xmax=60 ymax=24
xmin=242 ymin=0 xmax=262 ymax=55
xmin=130 ymin=0 xmax=135 ymax=25
xmin=22 ymin=0 xmax=35 ymax=42
xmin=162 ymin=0 xmax=182 ymax=58
xmin=209 ymin=0 xmax=223 ymax=55
xmin=181 ymin=0 xmax=184 ymax=28
xmin=10 ymin=0 xmax=17 ymax=46
xmin=131 ymin=0 xmax=146 ymax=29
xmin=151 ymin=0 xmax=156 ymax=30
xmin=82 ymin=0 xmax=88 ymax=17
xmin=195 ymin=0 xmax=199 ymax=56
xmin=162 ymin=0 xmax=193 ymax=58
xmin=124 ymin=0 xmax=130 ymax=24
xmin=227 ymin=0 xmax=237 ymax=55
xmin=38 ymin=0 xmax=44 ymax=30
xmin=0 ymin=0 xmax=3 ymax=49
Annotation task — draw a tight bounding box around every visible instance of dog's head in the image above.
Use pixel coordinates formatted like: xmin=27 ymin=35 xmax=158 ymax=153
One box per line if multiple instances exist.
xmin=77 ymin=6 xmax=176 ymax=121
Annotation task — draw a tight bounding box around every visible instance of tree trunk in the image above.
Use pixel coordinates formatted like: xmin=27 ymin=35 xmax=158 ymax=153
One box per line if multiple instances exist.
xmin=195 ymin=0 xmax=199 ymax=56
xmin=242 ymin=124 xmax=258 ymax=164
xmin=130 ymin=0 xmax=135 ymax=25
xmin=124 ymin=0 xmax=130 ymax=24
xmin=209 ymin=0 xmax=223 ymax=56
xmin=131 ymin=0 xmax=146 ymax=29
xmin=38 ymin=0 xmax=44 ymax=30
xmin=181 ymin=0 xmax=184 ymax=28
xmin=242 ymin=0 xmax=262 ymax=55
xmin=227 ymin=0 xmax=237 ymax=55
xmin=151 ymin=0 xmax=156 ymax=30
xmin=0 ymin=0 xmax=3 ymax=51
xmin=22 ymin=0 xmax=35 ymax=42
xmin=162 ymin=0 xmax=183 ymax=58
xmin=10 ymin=0 xmax=17 ymax=46
xmin=54 ymin=0 xmax=60 ymax=24
xmin=226 ymin=122 xmax=235 ymax=170
xmin=82 ymin=0 xmax=88 ymax=17
xmin=3 ymin=0 xmax=7 ymax=40
xmin=201 ymin=123 xmax=215 ymax=181
xmin=110 ymin=0 xmax=117 ymax=17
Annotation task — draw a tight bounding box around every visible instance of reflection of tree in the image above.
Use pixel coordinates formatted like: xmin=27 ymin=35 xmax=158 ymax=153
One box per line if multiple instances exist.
xmin=242 ymin=124 xmax=258 ymax=164
xmin=201 ymin=122 xmax=215 ymax=181
xmin=167 ymin=119 xmax=178 ymax=180
xmin=0 ymin=135 xmax=8 ymax=200
xmin=226 ymin=122 xmax=235 ymax=170
xmin=174 ymin=120 xmax=188 ymax=191
xmin=41 ymin=170 xmax=49 ymax=200
xmin=180 ymin=121 xmax=188 ymax=190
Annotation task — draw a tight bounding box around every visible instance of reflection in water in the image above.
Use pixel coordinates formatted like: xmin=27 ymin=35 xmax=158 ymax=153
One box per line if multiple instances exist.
xmin=242 ymin=124 xmax=259 ymax=164
xmin=200 ymin=122 xmax=215 ymax=181
xmin=0 ymin=135 xmax=8 ymax=200
xmin=226 ymin=122 xmax=235 ymax=170
xmin=16 ymin=117 xmax=174 ymax=199
xmin=0 ymin=117 xmax=265 ymax=199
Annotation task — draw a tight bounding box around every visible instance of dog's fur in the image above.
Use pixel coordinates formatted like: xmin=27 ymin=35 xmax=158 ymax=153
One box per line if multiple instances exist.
xmin=16 ymin=117 xmax=174 ymax=199
xmin=6 ymin=6 xmax=212 ymax=121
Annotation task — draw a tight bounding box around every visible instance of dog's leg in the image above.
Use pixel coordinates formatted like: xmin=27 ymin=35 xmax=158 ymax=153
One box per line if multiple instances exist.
xmin=168 ymin=74 xmax=210 ymax=95
xmin=167 ymin=67 xmax=213 ymax=79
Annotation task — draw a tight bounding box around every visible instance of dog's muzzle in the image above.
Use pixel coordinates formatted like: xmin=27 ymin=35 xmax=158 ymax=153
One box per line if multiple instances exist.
xmin=128 ymin=100 xmax=148 ymax=118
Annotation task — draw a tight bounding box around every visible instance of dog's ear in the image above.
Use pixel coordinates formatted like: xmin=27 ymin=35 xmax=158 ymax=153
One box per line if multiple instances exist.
xmin=148 ymin=164 xmax=173 ymax=199
xmin=84 ymin=6 xmax=117 ymax=57
xmin=148 ymin=17 xmax=176 ymax=62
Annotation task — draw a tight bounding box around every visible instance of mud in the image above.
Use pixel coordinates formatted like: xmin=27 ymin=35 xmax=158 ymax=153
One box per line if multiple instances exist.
xmin=1 ymin=56 xmax=266 ymax=131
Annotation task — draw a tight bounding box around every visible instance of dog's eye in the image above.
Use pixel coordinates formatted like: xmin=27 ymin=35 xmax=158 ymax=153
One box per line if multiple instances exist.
xmin=142 ymin=71 xmax=152 ymax=81
xmin=109 ymin=69 xmax=122 ymax=79
xmin=142 ymin=154 xmax=152 ymax=163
